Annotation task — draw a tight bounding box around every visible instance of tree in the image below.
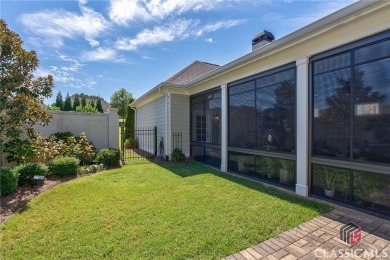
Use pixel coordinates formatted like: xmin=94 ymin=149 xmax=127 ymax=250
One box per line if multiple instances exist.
xmin=55 ymin=91 xmax=63 ymax=110
xmin=89 ymin=99 xmax=95 ymax=108
xmin=125 ymin=106 xmax=135 ymax=139
xmin=64 ymin=93 xmax=72 ymax=111
xmin=0 ymin=19 xmax=54 ymax=166
xmin=96 ymin=97 xmax=104 ymax=113
xmin=110 ymin=88 xmax=133 ymax=118
xmin=81 ymin=95 xmax=87 ymax=107
xmin=73 ymin=94 xmax=80 ymax=111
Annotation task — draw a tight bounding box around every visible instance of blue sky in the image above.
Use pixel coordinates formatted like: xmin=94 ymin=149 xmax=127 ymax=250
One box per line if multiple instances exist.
xmin=1 ymin=0 xmax=356 ymax=104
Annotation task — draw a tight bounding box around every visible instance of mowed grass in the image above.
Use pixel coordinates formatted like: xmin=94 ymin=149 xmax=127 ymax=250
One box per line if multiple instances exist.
xmin=1 ymin=162 xmax=331 ymax=259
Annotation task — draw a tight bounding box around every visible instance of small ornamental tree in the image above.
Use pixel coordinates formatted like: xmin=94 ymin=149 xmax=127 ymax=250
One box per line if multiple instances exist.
xmin=96 ymin=98 xmax=103 ymax=113
xmin=55 ymin=91 xmax=63 ymax=110
xmin=73 ymin=94 xmax=81 ymax=111
xmin=125 ymin=105 xmax=135 ymax=139
xmin=0 ymin=19 xmax=54 ymax=167
xmin=63 ymin=93 xmax=72 ymax=111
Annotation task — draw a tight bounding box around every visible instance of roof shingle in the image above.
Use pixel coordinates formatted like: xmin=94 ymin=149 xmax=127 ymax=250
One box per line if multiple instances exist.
xmin=165 ymin=61 xmax=220 ymax=85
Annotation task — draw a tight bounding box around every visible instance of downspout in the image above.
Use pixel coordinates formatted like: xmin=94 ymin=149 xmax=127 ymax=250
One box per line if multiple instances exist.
xmin=159 ymin=87 xmax=170 ymax=160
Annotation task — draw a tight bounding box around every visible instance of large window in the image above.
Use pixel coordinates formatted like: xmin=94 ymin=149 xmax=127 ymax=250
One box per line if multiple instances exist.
xmin=229 ymin=65 xmax=296 ymax=153
xmin=312 ymin=35 xmax=390 ymax=165
xmin=190 ymin=89 xmax=221 ymax=166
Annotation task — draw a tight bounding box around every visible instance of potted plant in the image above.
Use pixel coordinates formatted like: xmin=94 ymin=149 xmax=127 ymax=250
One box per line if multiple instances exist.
xmin=279 ymin=159 xmax=294 ymax=185
xmin=322 ymin=167 xmax=339 ymax=198
xmin=263 ymin=157 xmax=280 ymax=179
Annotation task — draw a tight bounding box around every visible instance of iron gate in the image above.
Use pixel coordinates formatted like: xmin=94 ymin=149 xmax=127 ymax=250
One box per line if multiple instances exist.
xmin=120 ymin=126 xmax=157 ymax=164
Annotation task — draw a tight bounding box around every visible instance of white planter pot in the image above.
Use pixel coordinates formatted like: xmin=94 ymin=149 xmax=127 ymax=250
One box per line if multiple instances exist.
xmin=324 ymin=189 xmax=335 ymax=198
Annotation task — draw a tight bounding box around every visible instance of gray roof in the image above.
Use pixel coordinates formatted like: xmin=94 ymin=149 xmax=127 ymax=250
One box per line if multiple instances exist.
xmin=165 ymin=61 xmax=220 ymax=85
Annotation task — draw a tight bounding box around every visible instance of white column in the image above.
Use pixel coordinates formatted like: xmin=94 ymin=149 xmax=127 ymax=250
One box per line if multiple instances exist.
xmin=296 ymin=57 xmax=309 ymax=196
xmin=220 ymin=84 xmax=228 ymax=172
xmin=108 ymin=107 xmax=119 ymax=149
xmin=166 ymin=93 xmax=172 ymax=159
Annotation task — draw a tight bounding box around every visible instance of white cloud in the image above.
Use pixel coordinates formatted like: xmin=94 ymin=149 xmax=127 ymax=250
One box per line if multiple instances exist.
xmin=109 ymin=0 xmax=219 ymax=25
xmin=78 ymin=0 xmax=88 ymax=5
xmin=142 ymin=55 xmax=153 ymax=60
xmin=205 ymin=38 xmax=213 ymax=43
xmin=116 ymin=19 xmax=195 ymax=51
xmin=196 ymin=19 xmax=245 ymax=36
xmin=81 ymin=47 xmax=126 ymax=62
xmin=19 ymin=5 xmax=108 ymax=48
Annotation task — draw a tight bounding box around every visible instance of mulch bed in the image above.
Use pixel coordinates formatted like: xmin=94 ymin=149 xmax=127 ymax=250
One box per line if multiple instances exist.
xmin=1 ymin=175 xmax=78 ymax=224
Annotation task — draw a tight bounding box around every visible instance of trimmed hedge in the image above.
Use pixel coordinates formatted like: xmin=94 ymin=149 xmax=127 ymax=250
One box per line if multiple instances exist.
xmin=171 ymin=148 xmax=186 ymax=162
xmin=95 ymin=148 xmax=120 ymax=167
xmin=13 ymin=163 xmax=48 ymax=186
xmin=48 ymin=157 xmax=80 ymax=177
xmin=0 ymin=168 xmax=19 ymax=196
xmin=124 ymin=138 xmax=138 ymax=149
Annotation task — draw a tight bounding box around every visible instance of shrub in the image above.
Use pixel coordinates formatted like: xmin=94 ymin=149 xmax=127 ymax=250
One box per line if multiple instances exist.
xmin=78 ymin=164 xmax=104 ymax=175
xmin=48 ymin=157 xmax=79 ymax=177
xmin=0 ymin=168 xmax=19 ymax=196
xmin=13 ymin=163 xmax=48 ymax=186
xmin=124 ymin=138 xmax=138 ymax=149
xmin=95 ymin=148 xmax=121 ymax=167
xmin=171 ymin=148 xmax=185 ymax=162
xmin=74 ymin=132 xmax=96 ymax=165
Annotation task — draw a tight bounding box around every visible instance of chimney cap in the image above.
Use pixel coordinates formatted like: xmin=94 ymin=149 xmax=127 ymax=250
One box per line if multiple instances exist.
xmin=252 ymin=30 xmax=274 ymax=43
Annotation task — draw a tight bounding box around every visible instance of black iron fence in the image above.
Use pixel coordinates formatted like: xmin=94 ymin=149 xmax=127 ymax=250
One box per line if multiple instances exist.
xmin=120 ymin=126 xmax=157 ymax=163
xmin=172 ymin=131 xmax=182 ymax=151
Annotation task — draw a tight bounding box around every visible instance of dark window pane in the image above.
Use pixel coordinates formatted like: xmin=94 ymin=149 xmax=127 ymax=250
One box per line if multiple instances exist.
xmin=206 ymin=90 xmax=221 ymax=100
xmin=205 ymin=148 xmax=221 ymax=167
xmin=191 ymin=146 xmax=204 ymax=162
xmin=206 ymin=99 xmax=221 ymax=144
xmin=312 ymin=164 xmax=350 ymax=202
xmin=228 ymin=152 xmax=256 ymax=174
xmin=256 ymin=81 xmax=295 ymax=152
xmin=353 ymin=171 xmax=390 ymax=215
xmin=312 ymin=69 xmax=351 ymax=159
xmin=256 ymin=69 xmax=295 ymax=88
xmin=355 ymin=40 xmax=390 ymax=64
xmin=314 ymin=52 xmax=350 ymax=75
xmin=191 ymin=103 xmax=204 ymax=142
xmin=353 ymin=59 xmax=390 ymax=164
xmin=229 ymin=90 xmax=256 ymax=148
xmin=229 ymin=81 xmax=255 ymax=95
xmin=191 ymin=95 xmax=203 ymax=104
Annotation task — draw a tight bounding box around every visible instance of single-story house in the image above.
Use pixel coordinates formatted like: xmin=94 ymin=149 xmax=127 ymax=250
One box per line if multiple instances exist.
xmin=131 ymin=1 xmax=390 ymax=216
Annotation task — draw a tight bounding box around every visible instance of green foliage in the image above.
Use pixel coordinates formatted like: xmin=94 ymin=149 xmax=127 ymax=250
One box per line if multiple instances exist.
xmin=76 ymin=104 xmax=98 ymax=113
xmin=171 ymin=148 xmax=185 ymax=162
xmin=0 ymin=168 xmax=19 ymax=196
xmin=46 ymin=105 xmax=61 ymax=111
xmin=4 ymin=138 xmax=34 ymax=164
xmin=48 ymin=157 xmax=79 ymax=177
xmin=95 ymin=148 xmax=120 ymax=167
xmin=109 ymin=88 xmax=134 ymax=118
xmin=0 ymin=19 xmax=54 ymax=167
xmin=89 ymin=99 xmax=95 ymax=108
xmin=13 ymin=163 xmax=48 ymax=186
xmin=74 ymin=132 xmax=96 ymax=165
xmin=81 ymin=95 xmax=87 ymax=107
xmin=124 ymin=138 xmax=138 ymax=149
xmin=63 ymin=93 xmax=72 ymax=111
xmin=124 ymin=106 xmax=135 ymax=139
xmin=55 ymin=91 xmax=63 ymax=110
xmin=73 ymin=94 xmax=81 ymax=111
xmin=96 ymin=98 xmax=103 ymax=113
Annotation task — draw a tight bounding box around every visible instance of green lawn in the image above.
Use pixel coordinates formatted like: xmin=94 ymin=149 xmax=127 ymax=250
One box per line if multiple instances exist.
xmin=1 ymin=162 xmax=331 ymax=259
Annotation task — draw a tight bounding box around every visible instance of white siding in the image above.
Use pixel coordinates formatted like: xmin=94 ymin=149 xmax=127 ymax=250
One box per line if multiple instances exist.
xmin=171 ymin=94 xmax=190 ymax=156
xmin=136 ymin=96 xmax=166 ymax=154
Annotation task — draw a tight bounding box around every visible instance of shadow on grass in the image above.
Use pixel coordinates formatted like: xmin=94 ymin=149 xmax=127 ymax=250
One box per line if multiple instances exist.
xmin=156 ymin=161 xmax=332 ymax=215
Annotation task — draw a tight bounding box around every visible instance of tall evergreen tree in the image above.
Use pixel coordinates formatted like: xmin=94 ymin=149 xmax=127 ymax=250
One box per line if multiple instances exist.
xmin=81 ymin=95 xmax=87 ymax=107
xmin=125 ymin=104 xmax=135 ymax=139
xmin=64 ymin=93 xmax=72 ymax=111
xmin=89 ymin=99 xmax=95 ymax=107
xmin=96 ymin=98 xmax=103 ymax=113
xmin=55 ymin=91 xmax=63 ymax=110
xmin=73 ymin=94 xmax=81 ymax=111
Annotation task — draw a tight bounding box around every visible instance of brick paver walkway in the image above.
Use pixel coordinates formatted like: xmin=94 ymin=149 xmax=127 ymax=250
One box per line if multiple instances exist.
xmin=224 ymin=208 xmax=390 ymax=259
